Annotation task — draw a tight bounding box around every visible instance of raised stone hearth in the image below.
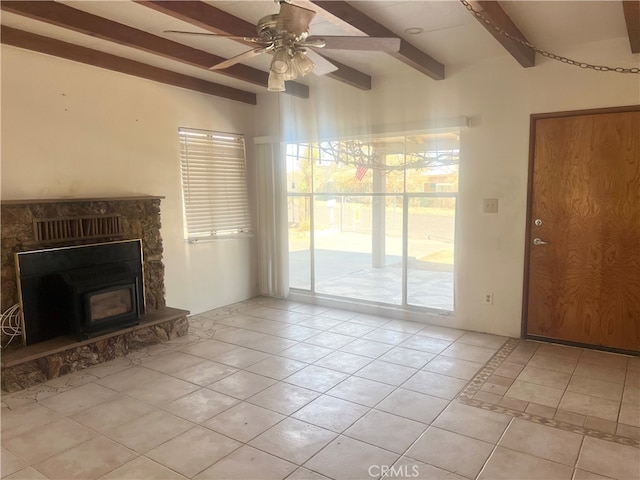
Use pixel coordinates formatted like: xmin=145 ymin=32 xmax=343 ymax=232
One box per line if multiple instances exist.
xmin=1 ymin=196 xmax=189 ymax=391
xmin=1 ymin=307 xmax=188 ymax=392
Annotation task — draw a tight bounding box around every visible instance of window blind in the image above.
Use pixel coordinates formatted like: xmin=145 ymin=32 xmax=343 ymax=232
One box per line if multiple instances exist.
xmin=179 ymin=127 xmax=252 ymax=240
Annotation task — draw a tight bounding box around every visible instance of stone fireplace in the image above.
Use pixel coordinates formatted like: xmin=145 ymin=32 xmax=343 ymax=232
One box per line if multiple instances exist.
xmin=1 ymin=196 xmax=189 ymax=392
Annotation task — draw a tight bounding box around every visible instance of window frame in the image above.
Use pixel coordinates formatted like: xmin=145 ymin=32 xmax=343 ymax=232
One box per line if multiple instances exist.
xmin=285 ymin=131 xmax=459 ymax=312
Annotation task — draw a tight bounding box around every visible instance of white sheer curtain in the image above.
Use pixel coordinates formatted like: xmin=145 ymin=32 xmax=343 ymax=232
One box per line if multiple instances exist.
xmin=255 ymin=141 xmax=290 ymax=298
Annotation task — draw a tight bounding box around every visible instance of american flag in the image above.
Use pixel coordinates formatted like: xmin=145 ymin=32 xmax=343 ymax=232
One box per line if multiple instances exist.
xmin=355 ymin=161 xmax=368 ymax=181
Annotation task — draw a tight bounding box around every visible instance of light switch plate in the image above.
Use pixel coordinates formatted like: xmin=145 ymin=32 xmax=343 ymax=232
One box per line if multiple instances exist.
xmin=483 ymin=198 xmax=499 ymax=213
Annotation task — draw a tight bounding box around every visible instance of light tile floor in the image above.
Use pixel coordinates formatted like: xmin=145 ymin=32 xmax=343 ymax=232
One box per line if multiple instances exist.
xmin=2 ymin=297 xmax=639 ymax=480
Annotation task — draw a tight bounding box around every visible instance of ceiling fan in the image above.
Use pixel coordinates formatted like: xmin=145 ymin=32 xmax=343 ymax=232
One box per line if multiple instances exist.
xmin=165 ymin=0 xmax=401 ymax=92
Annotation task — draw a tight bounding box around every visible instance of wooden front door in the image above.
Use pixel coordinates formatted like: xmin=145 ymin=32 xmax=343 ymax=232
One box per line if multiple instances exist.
xmin=524 ymin=106 xmax=640 ymax=352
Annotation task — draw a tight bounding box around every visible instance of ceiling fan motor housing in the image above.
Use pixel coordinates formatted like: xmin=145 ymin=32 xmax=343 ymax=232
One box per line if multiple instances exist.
xmin=258 ymin=14 xmax=311 ymax=41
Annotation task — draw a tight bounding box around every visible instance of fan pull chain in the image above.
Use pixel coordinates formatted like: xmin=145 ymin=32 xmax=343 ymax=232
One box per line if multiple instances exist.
xmin=459 ymin=0 xmax=640 ymax=74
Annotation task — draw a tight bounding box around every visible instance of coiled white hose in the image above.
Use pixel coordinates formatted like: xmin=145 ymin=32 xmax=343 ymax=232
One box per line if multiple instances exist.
xmin=1 ymin=304 xmax=22 ymax=349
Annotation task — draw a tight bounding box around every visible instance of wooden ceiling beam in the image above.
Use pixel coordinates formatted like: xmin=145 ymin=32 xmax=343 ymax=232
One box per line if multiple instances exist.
xmin=622 ymin=1 xmax=640 ymax=53
xmin=466 ymin=1 xmax=535 ymax=68
xmin=1 ymin=26 xmax=257 ymax=105
xmin=319 ymin=57 xmax=371 ymax=90
xmin=310 ymin=1 xmax=445 ymax=80
xmin=135 ymin=0 xmax=373 ymax=91
xmin=0 ymin=0 xmax=309 ymax=98
xmin=138 ymin=0 xmax=256 ymax=38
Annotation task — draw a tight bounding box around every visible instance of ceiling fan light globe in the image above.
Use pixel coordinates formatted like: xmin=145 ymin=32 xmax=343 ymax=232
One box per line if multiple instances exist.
xmin=271 ymin=49 xmax=290 ymax=74
xmin=293 ymin=51 xmax=314 ymax=77
xmin=271 ymin=59 xmax=289 ymax=74
xmin=283 ymin=68 xmax=298 ymax=81
xmin=268 ymin=71 xmax=286 ymax=92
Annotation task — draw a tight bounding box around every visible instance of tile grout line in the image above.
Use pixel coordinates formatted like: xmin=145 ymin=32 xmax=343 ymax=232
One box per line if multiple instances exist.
xmin=571 ymin=431 xmax=588 ymax=479
xmin=473 ymin=415 xmax=516 ymax=480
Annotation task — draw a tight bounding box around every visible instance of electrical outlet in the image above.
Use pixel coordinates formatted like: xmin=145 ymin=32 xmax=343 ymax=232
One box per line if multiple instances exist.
xmin=483 ymin=198 xmax=499 ymax=213
xmin=484 ymin=293 xmax=494 ymax=305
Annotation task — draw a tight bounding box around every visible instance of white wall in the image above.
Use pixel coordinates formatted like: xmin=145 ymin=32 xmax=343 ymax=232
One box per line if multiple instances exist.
xmin=1 ymin=46 xmax=259 ymax=314
xmin=258 ymin=37 xmax=640 ymax=337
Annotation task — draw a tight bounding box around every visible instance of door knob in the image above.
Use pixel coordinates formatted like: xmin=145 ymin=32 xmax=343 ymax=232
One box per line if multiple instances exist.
xmin=533 ymin=238 xmax=548 ymax=245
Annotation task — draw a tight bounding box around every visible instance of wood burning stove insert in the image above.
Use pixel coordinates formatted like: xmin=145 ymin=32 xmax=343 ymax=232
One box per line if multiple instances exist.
xmin=61 ymin=263 xmax=142 ymax=340
xmin=16 ymin=240 xmax=145 ymax=345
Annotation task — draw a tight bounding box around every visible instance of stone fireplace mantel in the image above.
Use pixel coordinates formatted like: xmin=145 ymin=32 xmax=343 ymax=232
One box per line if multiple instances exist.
xmin=1 ymin=195 xmax=166 ymax=205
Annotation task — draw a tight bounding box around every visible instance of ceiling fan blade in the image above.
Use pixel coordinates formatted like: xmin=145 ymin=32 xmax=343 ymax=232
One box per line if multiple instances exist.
xmin=306 ymin=36 xmax=401 ymax=52
xmin=164 ymin=30 xmax=269 ymax=45
xmin=276 ymin=2 xmax=316 ymax=36
xmin=165 ymin=30 xmax=240 ymax=39
xmin=209 ymin=48 xmax=269 ymax=70
xmin=304 ymin=49 xmax=338 ymax=76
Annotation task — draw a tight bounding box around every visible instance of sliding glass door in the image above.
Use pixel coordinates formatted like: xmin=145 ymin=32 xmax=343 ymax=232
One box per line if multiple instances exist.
xmin=286 ymin=132 xmax=459 ymax=312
